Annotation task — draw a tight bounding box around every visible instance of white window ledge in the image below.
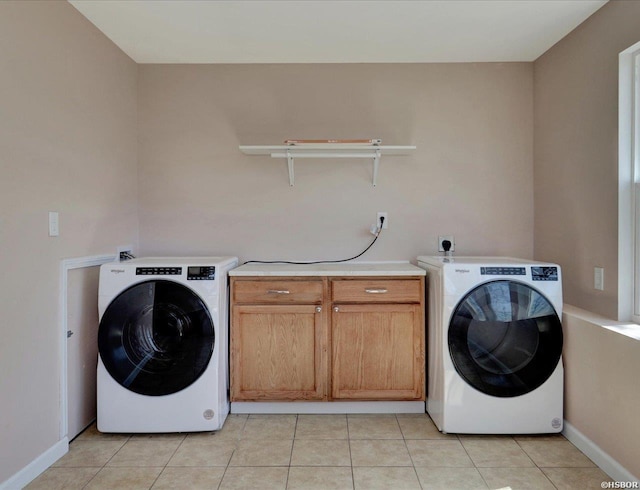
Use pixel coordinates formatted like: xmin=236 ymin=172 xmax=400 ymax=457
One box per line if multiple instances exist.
xmin=564 ymin=304 xmax=640 ymax=341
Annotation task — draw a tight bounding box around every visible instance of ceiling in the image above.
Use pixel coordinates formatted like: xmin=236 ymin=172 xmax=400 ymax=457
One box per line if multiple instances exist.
xmin=68 ymin=0 xmax=608 ymax=64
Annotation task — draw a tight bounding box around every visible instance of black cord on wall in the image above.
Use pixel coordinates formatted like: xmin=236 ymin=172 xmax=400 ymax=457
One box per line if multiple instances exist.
xmin=243 ymin=216 xmax=385 ymax=266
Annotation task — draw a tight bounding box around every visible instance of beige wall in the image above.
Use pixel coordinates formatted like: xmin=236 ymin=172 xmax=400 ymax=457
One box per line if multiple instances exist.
xmin=8 ymin=0 xmax=640 ymax=483
xmin=562 ymin=307 xmax=640 ymax=478
xmin=138 ymin=63 xmax=534 ymax=262
xmin=535 ymin=4 xmax=640 ymax=478
xmin=533 ymin=0 xmax=640 ymax=318
xmin=0 ymin=1 xmax=138 ymax=482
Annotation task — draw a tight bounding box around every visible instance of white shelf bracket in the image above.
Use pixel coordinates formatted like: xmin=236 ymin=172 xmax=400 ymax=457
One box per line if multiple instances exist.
xmin=241 ymin=144 xmax=416 ymax=187
xmin=286 ymin=149 xmax=295 ymax=186
xmin=372 ymin=149 xmax=381 ymax=187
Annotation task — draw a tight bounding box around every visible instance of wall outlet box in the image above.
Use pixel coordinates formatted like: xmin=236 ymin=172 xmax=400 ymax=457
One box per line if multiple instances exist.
xmin=377 ymin=212 xmax=388 ymax=229
xmin=117 ymin=244 xmax=134 ymax=261
xmin=438 ymin=235 xmax=455 ymax=252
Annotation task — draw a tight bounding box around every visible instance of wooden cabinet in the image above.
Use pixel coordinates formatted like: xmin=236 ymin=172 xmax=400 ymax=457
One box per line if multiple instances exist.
xmin=230 ymin=275 xmax=424 ymax=402
xmin=331 ymin=279 xmax=424 ymax=400
xmin=230 ymin=279 xmax=326 ymax=401
xmin=331 ymin=304 xmax=423 ymax=400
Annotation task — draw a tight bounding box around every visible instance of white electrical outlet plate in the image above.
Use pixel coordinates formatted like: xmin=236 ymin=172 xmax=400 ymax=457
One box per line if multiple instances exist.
xmin=48 ymin=211 xmax=59 ymax=237
xmin=594 ymin=267 xmax=604 ymax=291
xmin=117 ymin=244 xmax=134 ymax=260
xmin=377 ymin=212 xmax=388 ymax=229
xmin=438 ymin=235 xmax=455 ymax=252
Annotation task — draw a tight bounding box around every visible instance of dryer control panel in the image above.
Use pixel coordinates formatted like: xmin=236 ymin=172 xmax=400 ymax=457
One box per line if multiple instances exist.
xmin=479 ymin=266 xmax=558 ymax=281
xmin=531 ymin=266 xmax=558 ymax=281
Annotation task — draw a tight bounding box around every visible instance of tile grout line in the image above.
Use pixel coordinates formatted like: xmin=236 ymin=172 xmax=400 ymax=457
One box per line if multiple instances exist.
xmin=285 ymin=414 xmax=299 ymax=489
xmin=80 ymin=432 xmax=132 ymax=489
xmin=398 ymin=414 xmax=426 ymax=490
xmin=456 ymin=433 xmax=485 ymax=486
xmin=216 ymin=414 xmax=248 ymax=489
xmin=146 ymin=433 xmax=188 ymax=489
xmin=513 ymin=436 xmax=569 ymax=489
xmin=346 ymin=414 xmax=355 ymax=490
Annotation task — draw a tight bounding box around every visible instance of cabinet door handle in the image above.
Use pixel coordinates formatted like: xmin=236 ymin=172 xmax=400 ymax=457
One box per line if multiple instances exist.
xmin=333 ymin=306 xmax=339 ymax=313
xmin=365 ymin=288 xmax=388 ymax=294
xmin=266 ymin=289 xmax=290 ymax=294
xmin=315 ymin=306 xmax=322 ymax=313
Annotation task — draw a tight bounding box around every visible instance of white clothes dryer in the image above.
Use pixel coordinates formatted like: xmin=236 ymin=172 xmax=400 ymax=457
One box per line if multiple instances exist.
xmin=97 ymin=257 xmax=238 ymax=433
xmin=417 ymin=256 xmax=563 ymax=434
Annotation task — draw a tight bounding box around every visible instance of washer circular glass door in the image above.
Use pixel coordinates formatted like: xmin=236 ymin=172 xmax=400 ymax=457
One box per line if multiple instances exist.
xmin=448 ymin=280 xmax=562 ymax=397
xmin=98 ymin=280 xmax=215 ymax=396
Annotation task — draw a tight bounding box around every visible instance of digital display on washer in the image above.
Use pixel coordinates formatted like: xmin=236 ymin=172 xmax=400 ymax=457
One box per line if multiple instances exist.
xmin=480 ymin=267 xmax=526 ymax=276
xmin=531 ymin=266 xmax=558 ymax=281
xmin=187 ymin=266 xmax=216 ymax=280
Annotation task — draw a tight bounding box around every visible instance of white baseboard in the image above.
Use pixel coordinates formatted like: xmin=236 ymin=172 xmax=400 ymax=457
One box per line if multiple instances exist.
xmin=0 ymin=438 xmax=68 ymax=490
xmin=231 ymin=401 xmax=426 ymax=414
xmin=563 ymin=421 xmax=639 ymax=483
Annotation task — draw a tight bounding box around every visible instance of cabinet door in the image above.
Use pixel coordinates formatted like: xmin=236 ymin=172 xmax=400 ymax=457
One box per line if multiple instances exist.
xmin=332 ymin=304 xmax=424 ymax=400
xmin=231 ymin=304 xmax=325 ymax=401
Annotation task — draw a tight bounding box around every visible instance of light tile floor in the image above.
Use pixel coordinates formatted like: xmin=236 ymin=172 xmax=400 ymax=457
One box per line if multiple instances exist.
xmin=27 ymin=413 xmax=612 ymax=490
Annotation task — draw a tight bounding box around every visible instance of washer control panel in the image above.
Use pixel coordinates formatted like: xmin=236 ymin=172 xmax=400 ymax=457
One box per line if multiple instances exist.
xmin=134 ymin=266 xmax=216 ymax=280
xmin=136 ymin=267 xmax=182 ymax=275
xmin=187 ymin=266 xmax=216 ymax=281
xmin=479 ymin=265 xmax=559 ymax=281
xmin=480 ymin=267 xmax=525 ymax=276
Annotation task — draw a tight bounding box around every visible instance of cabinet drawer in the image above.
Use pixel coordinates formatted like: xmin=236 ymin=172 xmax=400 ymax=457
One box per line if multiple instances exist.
xmin=233 ymin=280 xmax=323 ymax=304
xmin=332 ymin=279 xmax=421 ymax=303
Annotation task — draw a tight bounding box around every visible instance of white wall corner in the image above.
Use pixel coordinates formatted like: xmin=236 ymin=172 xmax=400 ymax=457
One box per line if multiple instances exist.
xmin=563 ymin=421 xmax=639 ymax=483
xmin=0 ymin=438 xmax=68 ymax=490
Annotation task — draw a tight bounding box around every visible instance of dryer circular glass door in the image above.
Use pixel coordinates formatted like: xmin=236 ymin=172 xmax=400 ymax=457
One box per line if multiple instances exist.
xmin=448 ymin=280 xmax=562 ymax=397
xmin=98 ymin=280 xmax=215 ymax=396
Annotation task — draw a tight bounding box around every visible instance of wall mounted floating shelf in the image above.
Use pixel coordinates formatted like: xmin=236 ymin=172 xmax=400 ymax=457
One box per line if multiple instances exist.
xmin=239 ymin=144 xmax=416 ymax=186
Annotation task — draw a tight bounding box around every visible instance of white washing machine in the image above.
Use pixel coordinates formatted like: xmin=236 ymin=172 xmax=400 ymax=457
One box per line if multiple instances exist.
xmin=97 ymin=256 xmax=238 ymax=433
xmin=417 ymin=256 xmax=564 ymax=434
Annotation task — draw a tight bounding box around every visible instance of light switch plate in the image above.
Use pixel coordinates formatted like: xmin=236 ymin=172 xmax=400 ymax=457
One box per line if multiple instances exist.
xmin=594 ymin=267 xmax=604 ymax=291
xmin=48 ymin=211 xmax=59 ymax=237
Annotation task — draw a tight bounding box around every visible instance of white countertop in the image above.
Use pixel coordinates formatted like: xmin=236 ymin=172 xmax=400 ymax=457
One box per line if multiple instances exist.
xmin=229 ymin=261 xmax=426 ymax=277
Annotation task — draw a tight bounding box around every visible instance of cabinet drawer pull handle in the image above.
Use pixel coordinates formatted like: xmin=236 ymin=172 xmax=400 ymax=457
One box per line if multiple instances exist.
xmin=267 ymin=289 xmax=290 ymax=294
xmin=333 ymin=306 xmax=340 ymax=313
xmin=365 ymin=288 xmax=388 ymax=294
xmin=316 ymin=306 xmax=322 ymax=313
